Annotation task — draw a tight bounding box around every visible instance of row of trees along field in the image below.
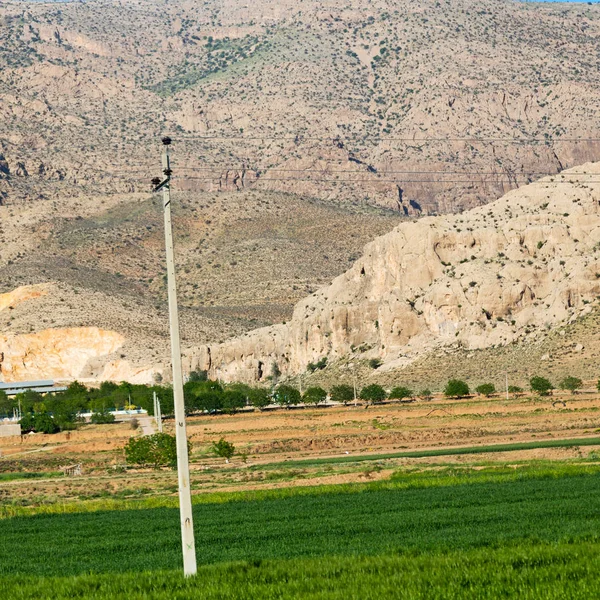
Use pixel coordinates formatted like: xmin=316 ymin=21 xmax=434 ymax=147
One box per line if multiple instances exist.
xmin=0 ymin=372 xmax=593 ymax=434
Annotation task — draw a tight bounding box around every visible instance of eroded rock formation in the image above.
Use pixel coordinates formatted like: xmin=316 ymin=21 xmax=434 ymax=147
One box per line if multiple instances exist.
xmin=190 ymin=163 xmax=600 ymax=382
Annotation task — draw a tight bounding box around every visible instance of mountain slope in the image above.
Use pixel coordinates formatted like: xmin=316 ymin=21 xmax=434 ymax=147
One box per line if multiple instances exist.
xmin=191 ymin=163 xmax=600 ymax=383
xmin=1 ymin=0 xmax=600 ymax=213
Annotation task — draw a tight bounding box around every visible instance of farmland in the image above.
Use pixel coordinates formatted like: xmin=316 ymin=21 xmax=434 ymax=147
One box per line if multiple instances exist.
xmin=1 ymin=466 xmax=600 ymax=597
xmin=2 ymin=390 xmax=600 ymax=596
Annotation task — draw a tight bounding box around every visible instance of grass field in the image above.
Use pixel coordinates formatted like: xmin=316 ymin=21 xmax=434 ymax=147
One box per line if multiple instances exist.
xmin=1 ymin=465 xmax=600 ymax=597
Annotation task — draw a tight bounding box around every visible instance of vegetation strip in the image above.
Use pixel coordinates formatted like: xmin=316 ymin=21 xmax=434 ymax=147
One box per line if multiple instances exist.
xmin=265 ymin=436 xmax=600 ymax=468
xmin=2 ymin=542 xmax=600 ymax=599
xmin=1 ymin=470 xmax=600 ymax=577
xmin=2 ymin=462 xmax=599 ymax=519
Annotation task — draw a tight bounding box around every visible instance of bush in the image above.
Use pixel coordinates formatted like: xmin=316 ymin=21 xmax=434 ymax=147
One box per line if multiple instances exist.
xmin=530 ymin=376 xmax=553 ymax=396
xmin=307 ymin=358 xmax=328 ymax=373
xmin=369 ymin=358 xmax=383 ymax=369
xmin=91 ymin=411 xmax=115 ymax=424
xmin=303 ymin=387 xmax=327 ymax=406
xmin=419 ymin=389 xmax=433 ymax=401
xmin=211 ymin=437 xmax=235 ymax=461
xmin=560 ymin=376 xmax=582 ymax=394
xmin=19 ymin=412 xmax=59 ymax=434
xmin=444 ymin=379 xmax=469 ymax=398
xmin=124 ymin=433 xmax=185 ymax=468
xmin=475 ymin=383 xmax=496 ymax=397
xmin=188 ymin=370 xmax=208 ymax=382
xmin=389 ymin=386 xmax=413 ymax=401
xmin=330 ymin=384 xmax=355 ymax=405
xmin=275 ymin=385 xmax=301 ymax=407
xmin=508 ymin=385 xmax=523 ymax=395
xmin=360 ymin=384 xmax=387 ymax=404
xmin=130 ymin=417 xmax=139 ymax=430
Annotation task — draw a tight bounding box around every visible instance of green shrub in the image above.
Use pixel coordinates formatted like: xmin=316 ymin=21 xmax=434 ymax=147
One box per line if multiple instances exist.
xmin=211 ymin=438 xmax=235 ymax=461
xmin=419 ymin=389 xmax=433 ymax=401
xmin=444 ymin=379 xmax=469 ymax=398
xmin=560 ymin=376 xmax=582 ymax=394
xmin=124 ymin=433 xmax=184 ymax=468
xmin=508 ymin=385 xmax=523 ymax=395
xmin=90 ymin=411 xmax=115 ymax=424
xmin=530 ymin=376 xmax=553 ymax=396
xmin=475 ymin=383 xmax=495 ymax=397
xmin=389 ymin=386 xmax=413 ymax=400
xmin=369 ymin=358 xmax=383 ymax=369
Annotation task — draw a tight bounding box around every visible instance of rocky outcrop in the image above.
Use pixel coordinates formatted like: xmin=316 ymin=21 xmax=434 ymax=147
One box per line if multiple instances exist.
xmin=0 ymin=327 xmax=125 ymax=382
xmin=0 ymin=284 xmax=49 ymax=313
xmin=190 ymin=163 xmax=600 ymax=382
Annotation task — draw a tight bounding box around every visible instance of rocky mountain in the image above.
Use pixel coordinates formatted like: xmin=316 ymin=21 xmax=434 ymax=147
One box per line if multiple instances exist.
xmin=3 ymin=0 xmax=600 ymax=385
xmin=189 ymin=162 xmax=600 ymax=383
xmin=1 ymin=0 xmax=600 ymax=214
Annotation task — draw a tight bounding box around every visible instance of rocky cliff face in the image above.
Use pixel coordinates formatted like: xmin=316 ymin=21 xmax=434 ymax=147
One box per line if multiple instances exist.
xmin=190 ymin=163 xmax=600 ymax=382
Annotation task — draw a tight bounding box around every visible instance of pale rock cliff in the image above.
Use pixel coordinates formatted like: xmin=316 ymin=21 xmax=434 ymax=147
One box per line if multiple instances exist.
xmin=190 ymin=164 xmax=600 ymax=382
xmin=0 ymin=327 xmax=125 ymax=383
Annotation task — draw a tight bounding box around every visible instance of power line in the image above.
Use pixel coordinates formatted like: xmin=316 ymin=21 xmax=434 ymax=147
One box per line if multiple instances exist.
xmin=172 ymin=134 xmax=600 ymax=143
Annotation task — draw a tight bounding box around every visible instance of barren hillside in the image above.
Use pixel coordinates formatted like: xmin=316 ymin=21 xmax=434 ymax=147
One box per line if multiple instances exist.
xmin=1 ymin=0 xmax=600 ymax=213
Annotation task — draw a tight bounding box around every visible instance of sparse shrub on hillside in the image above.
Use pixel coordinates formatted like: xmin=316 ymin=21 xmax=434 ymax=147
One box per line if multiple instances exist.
xmin=369 ymin=358 xmax=383 ymax=369
xmin=211 ymin=438 xmax=235 ymax=462
xmin=307 ymin=358 xmax=328 ymax=373
xmin=475 ymin=384 xmax=496 ymax=397
xmin=330 ymin=384 xmax=355 ymax=405
xmin=302 ymin=387 xmax=327 ymax=406
xmin=530 ymin=376 xmax=553 ymax=396
xmin=389 ymin=386 xmax=413 ymax=401
xmin=444 ymin=380 xmax=469 ymax=398
xmin=360 ymin=384 xmax=387 ymax=405
xmin=560 ymin=376 xmax=582 ymax=394
xmin=125 ymin=433 xmax=184 ymax=468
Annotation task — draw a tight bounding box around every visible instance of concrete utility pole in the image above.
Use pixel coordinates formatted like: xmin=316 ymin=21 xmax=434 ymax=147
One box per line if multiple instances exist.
xmin=152 ymin=137 xmax=197 ymax=577
xmin=153 ymin=391 xmax=163 ymax=433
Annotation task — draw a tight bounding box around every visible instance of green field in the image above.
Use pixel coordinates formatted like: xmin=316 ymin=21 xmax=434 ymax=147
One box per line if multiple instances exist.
xmin=1 ymin=465 xmax=600 ymax=597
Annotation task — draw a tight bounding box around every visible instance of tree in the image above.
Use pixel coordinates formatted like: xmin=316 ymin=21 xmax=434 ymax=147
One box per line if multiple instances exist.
xmin=560 ymin=376 xmax=582 ymax=394
xmin=444 ymin=379 xmax=469 ymax=398
xmin=419 ymin=389 xmax=433 ymax=401
xmin=248 ymin=388 xmax=271 ymax=410
xmin=360 ymin=384 xmax=387 ymax=404
xmin=508 ymin=385 xmax=523 ymax=396
xmin=530 ymin=376 xmax=553 ymax=396
xmin=0 ymin=390 xmax=14 ymax=417
xmin=389 ymin=386 xmax=413 ymax=401
xmin=330 ymin=384 xmax=355 ymax=405
xmin=475 ymin=383 xmax=496 ymax=397
xmin=302 ymin=386 xmax=327 ymax=406
xmin=189 ymin=370 xmax=208 ymax=382
xmin=124 ymin=433 xmax=185 ymax=468
xmin=222 ymin=390 xmax=246 ymax=414
xmin=211 ymin=437 xmax=235 ymax=462
xmin=274 ymin=385 xmax=301 ymax=408
xmin=91 ymin=410 xmax=115 ymax=424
